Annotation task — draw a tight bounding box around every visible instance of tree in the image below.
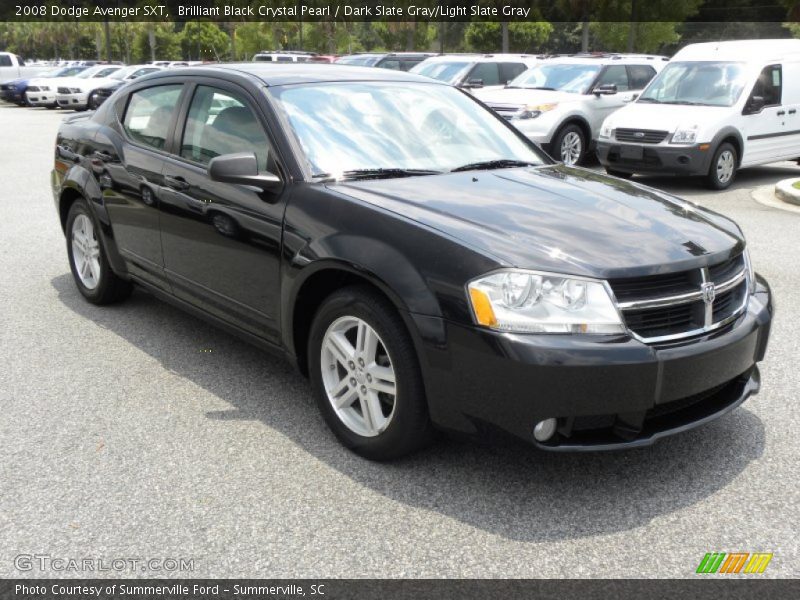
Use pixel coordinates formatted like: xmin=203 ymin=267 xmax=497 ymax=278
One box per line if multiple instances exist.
xmin=465 ymin=22 xmax=553 ymax=53
xmin=181 ymin=22 xmax=230 ymax=61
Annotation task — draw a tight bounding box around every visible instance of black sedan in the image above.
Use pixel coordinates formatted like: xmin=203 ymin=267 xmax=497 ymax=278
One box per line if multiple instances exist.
xmin=51 ymin=64 xmax=772 ymax=459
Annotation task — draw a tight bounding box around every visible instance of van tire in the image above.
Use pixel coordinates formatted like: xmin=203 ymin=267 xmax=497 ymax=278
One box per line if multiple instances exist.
xmin=706 ymin=142 xmax=737 ymax=190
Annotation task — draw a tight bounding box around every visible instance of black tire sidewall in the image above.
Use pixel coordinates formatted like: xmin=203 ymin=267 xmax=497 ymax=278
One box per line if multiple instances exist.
xmin=65 ymin=199 xmax=116 ymax=303
xmin=707 ymin=142 xmax=737 ymax=190
xmin=553 ymin=124 xmax=586 ymax=166
xmin=307 ymin=287 xmax=430 ymax=460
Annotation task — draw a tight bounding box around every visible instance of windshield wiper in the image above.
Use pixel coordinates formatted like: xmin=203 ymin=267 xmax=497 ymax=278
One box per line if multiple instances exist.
xmin=662 ymin=100 xmax=704 ymax=105
xmin=637 ymin=97 xmax=661 ymax=103
xmin=529 ymin=86 xmax=557 ymax=91
xmin=319 ymin=168 xmax=444 ymax=181
xmin=450 ymin=159 xmax=538 ymax=173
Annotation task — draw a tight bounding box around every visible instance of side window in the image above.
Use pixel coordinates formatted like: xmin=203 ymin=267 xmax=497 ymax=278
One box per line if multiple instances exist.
xmin=499 ymin=63 xmax=527 ymax=84
xmin=276 ymin=56 xmax=293 ymax=63
xmin=751 ymin=65 xmax=782 ymax=106
xmin=180 ymin=85 xmax=271 ymax=171
xmin=468 ymin=62 xmax=501 ymax=86
xmin=122 ymin=84 xmax=182 ymax=151
xmin=596 ymin=65 xmax=630 ymax=91
xmin=0 ymin=55 xmax=11 ymax=67
xmin=379 ymin=60 xmax=402 ymax=71
xmin=627 ymin=65 xmax=657 ymax=90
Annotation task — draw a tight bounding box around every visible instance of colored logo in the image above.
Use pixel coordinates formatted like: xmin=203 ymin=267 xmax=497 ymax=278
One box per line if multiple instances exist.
xmin=696 ymin=552 xmax=773 ymax=574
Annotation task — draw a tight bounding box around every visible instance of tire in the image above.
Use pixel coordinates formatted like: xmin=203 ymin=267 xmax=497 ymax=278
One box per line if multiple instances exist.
xmin=65 ymin=198 xmax=132 ymax=305
xmin=552 ymin=123 xmax=587 ymax=166
xmin=705 ymin=142 xmax=737 ymax=190
xmin=45 ymin=103 xmax=56 ymax=110
xmin=308 ymin=285 xmax=434 ymax=460
xmin=605 ymin=168 xmax=633 ymax=179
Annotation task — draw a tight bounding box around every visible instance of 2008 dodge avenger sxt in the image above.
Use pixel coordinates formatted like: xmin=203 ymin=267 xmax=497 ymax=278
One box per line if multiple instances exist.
xmin=52 ymin=64 xmax=772 ymax=459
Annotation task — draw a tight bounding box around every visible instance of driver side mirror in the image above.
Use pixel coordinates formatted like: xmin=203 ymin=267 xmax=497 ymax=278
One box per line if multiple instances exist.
xmin=744 ymin=95 xmax=765 ymax=115
xmin=463 ymin=78 xmax=484 ymax=89
xmin=208 ymin=152 xmax=282 ymax=193
xmin=594 ymin=83 xmax=617 ymax=96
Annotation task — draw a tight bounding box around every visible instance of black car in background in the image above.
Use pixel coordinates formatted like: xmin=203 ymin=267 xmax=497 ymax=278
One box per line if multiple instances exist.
xmin=52 ymin=64 xmax=772 ymax=459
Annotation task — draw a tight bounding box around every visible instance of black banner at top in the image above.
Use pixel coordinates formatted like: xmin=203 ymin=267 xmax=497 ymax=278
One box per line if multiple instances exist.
xmin=1 ymin=0 xmax=797 ymax=23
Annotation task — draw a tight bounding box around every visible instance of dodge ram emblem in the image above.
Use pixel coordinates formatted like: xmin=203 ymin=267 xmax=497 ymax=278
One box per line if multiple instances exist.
xmin=701 ymin=282 xmax=716 ymax=304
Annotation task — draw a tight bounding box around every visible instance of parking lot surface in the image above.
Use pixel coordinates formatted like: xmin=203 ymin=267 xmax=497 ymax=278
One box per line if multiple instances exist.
xmin=1 ymin=104 xmax=798 ymax=578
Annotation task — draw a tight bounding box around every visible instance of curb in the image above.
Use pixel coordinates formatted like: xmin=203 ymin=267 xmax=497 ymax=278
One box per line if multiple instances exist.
xmin=774 ymin=177 xmax=800 ymax=206
xmin=752 ymin=184 xmax=800 ymax=214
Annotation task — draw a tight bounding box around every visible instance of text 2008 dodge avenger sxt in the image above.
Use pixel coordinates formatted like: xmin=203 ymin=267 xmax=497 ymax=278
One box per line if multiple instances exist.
xmin=52 ymin=64 xmax=772 ymax=459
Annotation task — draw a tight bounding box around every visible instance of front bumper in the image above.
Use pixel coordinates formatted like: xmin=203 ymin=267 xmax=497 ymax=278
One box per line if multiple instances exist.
xmin=597 ymin=140 xmax=713 ymax=175
xmin=414 ymin=277 xmax=772 ymax=450
xmin=56 ymin=92 xmax=88 ymax=109
xmin=26 ymin=91 xmax=57 ymax=106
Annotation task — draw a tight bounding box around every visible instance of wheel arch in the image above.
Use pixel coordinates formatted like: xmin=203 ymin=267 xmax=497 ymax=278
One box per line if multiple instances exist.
xmin=710 ymin=128 xmax=744 ymax=167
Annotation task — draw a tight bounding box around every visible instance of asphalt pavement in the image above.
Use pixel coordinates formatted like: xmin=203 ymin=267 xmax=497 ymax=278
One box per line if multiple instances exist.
xmin=0 ymin=104 xmax=797 ymax=578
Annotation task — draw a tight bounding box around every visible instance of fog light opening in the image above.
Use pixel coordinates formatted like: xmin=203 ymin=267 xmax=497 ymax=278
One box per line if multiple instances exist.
xmin=533 ymin=418 xmax=557 ymax=442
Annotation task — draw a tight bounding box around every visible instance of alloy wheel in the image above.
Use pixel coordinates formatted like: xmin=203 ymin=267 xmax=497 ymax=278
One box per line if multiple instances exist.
xmin=560 ymin=131 xmax=583 ymax=165
xmin=320 ymin=316 xmax=397 ymax=437
xmin=71 ymin=214 xmax=101 ymax=290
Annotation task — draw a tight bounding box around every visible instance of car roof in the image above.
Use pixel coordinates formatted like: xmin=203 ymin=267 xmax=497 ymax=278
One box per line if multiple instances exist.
xmin=420 ymin=53 xmax=537 ymax=64
xmin=673 ymin=39 xmax=800 ymax=63
xmin=144 ymin=63 xmax=442 ymax=86
xmin=539 ymin=54 xmax=668 ymax=66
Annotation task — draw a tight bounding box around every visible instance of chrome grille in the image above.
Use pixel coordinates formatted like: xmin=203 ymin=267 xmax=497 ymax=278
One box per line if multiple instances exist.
xmin=615 ymin=128 xmax=669 ymax=144
xmin=57 ymin=87 xmax=71 ymax=94
xmin=27 ymin=86 xmax=40 ymax=92
xmin=486 ymin=103 xmax=524 ymax=120
xmin=609 ymin=253 xmax=748 ymax=343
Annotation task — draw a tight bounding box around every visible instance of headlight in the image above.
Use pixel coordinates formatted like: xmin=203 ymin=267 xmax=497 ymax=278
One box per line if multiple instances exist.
xmin=466 ymin=270 xmax=625 ymax=334
xmin=516 ymin=103 xmax=558 ymax=120
xmin=599 ymin=123 xmax=614 ymax=139
xmin=744 ymin=249 xmax=756 ymax=294
xmin=671 ymin=127 xmax=698 ymax=144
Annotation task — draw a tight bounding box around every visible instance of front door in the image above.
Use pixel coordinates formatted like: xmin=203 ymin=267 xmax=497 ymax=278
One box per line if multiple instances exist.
xmin=158 ymin=83 xmax=287 ymax=343
xmin=588 ymin=65 xmax=636 ymax=137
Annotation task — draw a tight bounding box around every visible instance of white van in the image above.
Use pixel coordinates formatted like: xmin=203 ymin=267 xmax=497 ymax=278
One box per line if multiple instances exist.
xmin=597 ymin=39 xmax=800 ymax=189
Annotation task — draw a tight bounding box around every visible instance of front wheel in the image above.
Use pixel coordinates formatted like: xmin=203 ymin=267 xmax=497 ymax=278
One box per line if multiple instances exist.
xmin=66 ymin=199 xmax=132 ymax=304
xmin=706 ymin=142 xmax=737 ymax=190
xmin=552 ymin=124 xmax=587 ymax=166
xmin=308 ymin=286 xmax=434 ymax=460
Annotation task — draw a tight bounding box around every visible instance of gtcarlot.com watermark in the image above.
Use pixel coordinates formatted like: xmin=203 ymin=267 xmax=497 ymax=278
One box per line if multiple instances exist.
xmin=14 ymin=554 xmax=195 ymax=573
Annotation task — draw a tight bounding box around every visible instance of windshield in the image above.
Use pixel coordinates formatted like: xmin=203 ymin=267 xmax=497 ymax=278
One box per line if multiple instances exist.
xmin=336 ymin=55 xmax=381 ymax=67
xmin=271 ymin=81 xmax=544 ymax=178
xmin=410 ymin=61 xmax=471 ymax=84
xmin=638 ymin=61 xmax=748 ymax=107
xmin=508 ymin=63 xmax=601 ymax=93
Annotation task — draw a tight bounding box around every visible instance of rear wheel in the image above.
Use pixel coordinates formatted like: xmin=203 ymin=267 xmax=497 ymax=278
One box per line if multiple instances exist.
xmin=66 ymin=199 xmax=132 ymax=305
xmin=308 ymin=286 xmax=434 ymax=460
xmin=552 ymin=124 xmax=587 ymax=166
xmin=705 ymin=142 xmax=737 ymax=190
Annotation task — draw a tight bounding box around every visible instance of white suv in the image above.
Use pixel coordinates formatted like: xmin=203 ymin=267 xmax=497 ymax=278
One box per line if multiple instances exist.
xmin=410 ymin=54 xmax=540 ymax=94
xmin=474 ymin=54 xmax=667 ymax=165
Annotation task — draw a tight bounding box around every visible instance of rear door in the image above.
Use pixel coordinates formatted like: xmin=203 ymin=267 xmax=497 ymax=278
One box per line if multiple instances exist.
xmin=740 ymin=64 xmax=786 ymax=165
xmin=157 ymin=81 xmax=288 ymax=342
xmin=100 ymin=82 xmax=185 ymax=291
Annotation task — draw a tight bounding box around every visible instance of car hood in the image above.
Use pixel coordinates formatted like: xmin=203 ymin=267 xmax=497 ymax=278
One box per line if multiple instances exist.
xmin=329 ymin=165 xmax=743 ymax=278
xmin=474 ymin=87 xmax=581 ymax=107
xmin=604 ymin=101 xmax=732 ymax=132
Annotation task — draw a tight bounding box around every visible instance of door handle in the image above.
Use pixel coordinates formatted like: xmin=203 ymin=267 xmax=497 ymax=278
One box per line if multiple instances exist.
xmin=789 ymin=109 xmax=797 ymax=115
xmin=777 ymin=110 xmax=786 ymax=116
xmin=164 ymin=175 xmax=189 ymax=191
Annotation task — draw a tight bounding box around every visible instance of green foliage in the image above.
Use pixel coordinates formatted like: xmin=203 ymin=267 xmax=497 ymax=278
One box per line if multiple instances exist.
xmin=180 ymin=22 xmax=230 ymax=61
xmin=465 ymin=22 xmax=553 ymax=53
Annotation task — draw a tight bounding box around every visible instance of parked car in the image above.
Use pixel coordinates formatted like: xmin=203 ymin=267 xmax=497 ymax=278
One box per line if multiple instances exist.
xmin=253 ymin=51 xmax=317 ymax=63
xmin=52 ymin=64 xmax=772 ymax=459
xmin=86 ymin=65 xmax=165 ymax=109
xmin=336 ymin=52 xmax=435 ymax=71
xmin=55 ymin=65 xmax=125 ymax=111
xmin=474 ymin=54 xmax=666 ymax=165
xmin=24 ymin=66 xmax=89 ymax=108
xmin=410 ymin=54 xmax=540 ymax=94
xmin=597 ymin=39 xmax=800 ymax=189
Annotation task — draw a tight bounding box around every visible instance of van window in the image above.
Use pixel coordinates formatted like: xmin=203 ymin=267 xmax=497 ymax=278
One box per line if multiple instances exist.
xmin=638 ymin=61 xmax=749 ymax=107
xmin=750 ymin=65 xmax=782 ymax=107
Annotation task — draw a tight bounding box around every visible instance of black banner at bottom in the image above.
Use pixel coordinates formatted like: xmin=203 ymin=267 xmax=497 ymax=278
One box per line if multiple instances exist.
xmin=1 ymin=579 xmax=799 ymax=600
